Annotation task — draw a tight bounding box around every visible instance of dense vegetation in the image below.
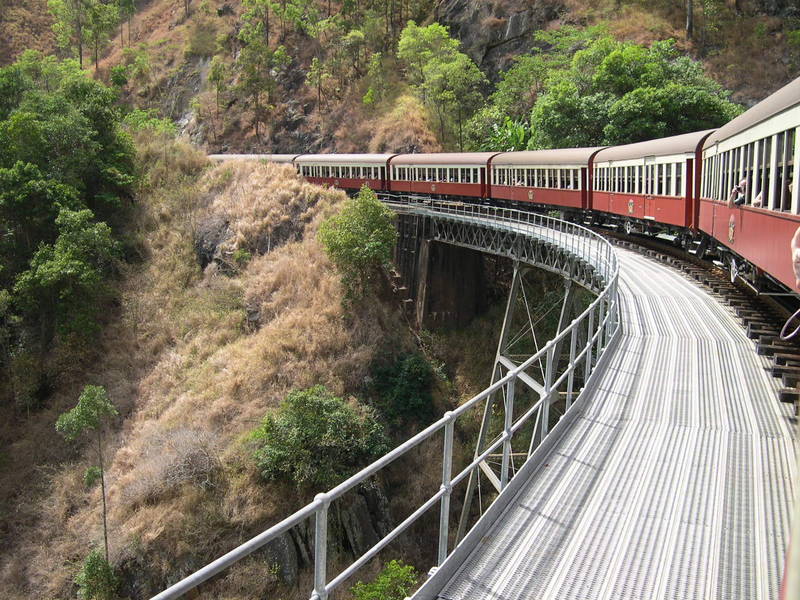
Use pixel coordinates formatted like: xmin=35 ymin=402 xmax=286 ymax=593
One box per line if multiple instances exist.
xmin=466 ymin=26 xmax=743 ymax=150
xmin=0 ymin=51 xmax=134 ymax=411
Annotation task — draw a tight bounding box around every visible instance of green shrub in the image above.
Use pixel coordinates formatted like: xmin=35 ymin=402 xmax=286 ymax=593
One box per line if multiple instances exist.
xmin=371 ymin=352 xmax=433 ymax=427
xmin=318 ymin=185 xmax=397 ymax=300
xmin=232 ymin=248 xmax=252 ymax=266
xmin=109 ymin=64 xmax=128 ymax=88
xmin=122 ymin=109 xmax=178 ymax=136
xmin=84 ymin=465 xmax=102 ymax=488
xmin=351 ymin=560 xmax=418 ymax=600
xmin=251 ymin=386 xmax=388 ymax=489
xmin=75 ymin=549 xmax=118 ymax=600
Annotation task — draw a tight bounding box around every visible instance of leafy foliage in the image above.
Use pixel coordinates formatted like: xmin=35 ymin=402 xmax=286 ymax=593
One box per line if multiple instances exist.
xmin=398 ymin=21 xmax=486 ymax=149
xmin=370 ymin=352 xmax=433 ymax=427
xmin=122 ymin=108 xmax=178 ymax=136
xmin=55 ymin=385 xmax=117 ymax=441
xmin=351 ymin=560 xmax=418 ymax=600
xmin=527 ymin=38 xmax=742 ymax=149
xmin=74 ymin=549 xmax=118 ymax=600
xmin=14 ymin=208 xmax=121 ymax=340
xmin=84 ymin=465 xmax=102 ymax=488
xmin=318 ymin=185 xmax=396 ymax=300
xmin=251 ymin=385 xmax=388 ymax=490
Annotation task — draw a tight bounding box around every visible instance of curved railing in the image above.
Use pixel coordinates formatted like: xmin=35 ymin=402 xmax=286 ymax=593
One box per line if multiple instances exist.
xmin=152 ymin=202 xmax=620 ymax=600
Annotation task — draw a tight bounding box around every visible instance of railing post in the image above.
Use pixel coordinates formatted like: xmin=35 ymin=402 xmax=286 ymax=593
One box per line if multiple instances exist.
xmin=313 ymin=495 xmax=329 ymax=600
xmin=500 ymin=377 xmax=516 ymax=489
xmin=585 ymin=307 xmax=595 ymax=381
xmin=438 ymin=413 xmax=455 ymax=565
xmin=540 ymin=343 xmax=555 ymax=440
xmin=597 ymin=297 xmax=606 ymax=354
xmin=566 ymin=324 xmax=577 ymax=410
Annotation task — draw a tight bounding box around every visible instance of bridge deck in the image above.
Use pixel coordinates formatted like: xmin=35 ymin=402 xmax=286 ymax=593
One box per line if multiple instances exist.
xmin=433 ymin=249 xmax=796 ymax=600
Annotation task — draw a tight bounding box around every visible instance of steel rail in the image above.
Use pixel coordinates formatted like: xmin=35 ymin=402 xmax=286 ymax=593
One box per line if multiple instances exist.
xmin=151 ymin=198 xmax=620 ymax=600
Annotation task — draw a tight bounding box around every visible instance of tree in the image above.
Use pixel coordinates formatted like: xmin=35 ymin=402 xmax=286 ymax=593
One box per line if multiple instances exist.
xmin=526 ymin=36 xmax=741 ymax=149
xmin=528 ymin=79 xmax=613 ymax=149
xmin=0 ymin=161 xmax=81 ymax=279
xmin=351 ymin=560 xmax=418 ymax=600
xmin=397 ymin=21 xmax=459 ymax=87
xmin=118 ymin=0 xmax=136 ymax=47
xmin=603 ymin=83 xmax=742 ymax=144
xmin=421 ymin=51 xmax=486 ymax=150
xmin=686 ymin=0 xmax=694 ymax=38
xmin=14 ymin=208 xmax=121 ymax=343
xmin=236 ymin=37 xmax=289 ymax=138
xmin=318 ymin=185 xmax=397 ymax=299
xmin=49 ymin=0 xmax=91 ymax=68
xmin=241 ymin=0 xmax=273 ymax=46
xmin=208 ymin=56 xmax=227 ymax=115
xmin=370 ymin=352 xmax=433 ymax=427
xmin=86 ymin=0 xmax=119 ymax=70
xmin=0 ymin=53 xmax=133 ymax=409
xmin=56 ymin=385 xmax=118 ymax=560
xmin=251 ymin=385 xmax=388 ymax=489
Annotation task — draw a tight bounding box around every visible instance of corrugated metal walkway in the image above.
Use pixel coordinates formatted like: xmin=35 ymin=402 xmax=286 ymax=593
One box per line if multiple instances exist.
xmin=436 ymin=249 xmax=796 ymax=600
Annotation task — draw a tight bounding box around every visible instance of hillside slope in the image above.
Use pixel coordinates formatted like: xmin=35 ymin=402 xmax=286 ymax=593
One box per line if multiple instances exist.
xmin=0 ymin=134 xmax=456 ymax=598
xmin=6 ymin=0 xmax=796 ymax=153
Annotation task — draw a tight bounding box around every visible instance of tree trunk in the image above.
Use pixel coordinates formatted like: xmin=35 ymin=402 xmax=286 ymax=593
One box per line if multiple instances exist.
xmin=98 ymin=432 xmax=110 ymax=561
xmin=686 ymin=0 xmax=693 ymax=38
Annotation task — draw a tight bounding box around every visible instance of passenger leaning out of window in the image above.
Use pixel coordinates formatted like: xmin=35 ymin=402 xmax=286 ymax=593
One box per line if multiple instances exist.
xmin=728 ymin=178 xmax=748 ymax=207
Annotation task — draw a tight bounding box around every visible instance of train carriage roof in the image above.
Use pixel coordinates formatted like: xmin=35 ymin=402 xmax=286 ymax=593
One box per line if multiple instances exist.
xmin=390 ymin=152 xmax=499 ymax=166
xmin=294 ymin=154 xmax=395 ymax=164
xmin=704 ymin=77 xmax=800 ymax=149
xmin=594 ymin=130 xmax=715 ymax=163
xmin=492 ymin=147 xmax=604 ymax=166
xmin=208 ymin=154 xmax=300 ymax=162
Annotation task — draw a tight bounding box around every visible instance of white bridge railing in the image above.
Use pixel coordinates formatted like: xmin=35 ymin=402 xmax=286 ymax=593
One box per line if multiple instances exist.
xmin=152 ymin=201 xmax=620 ymax=600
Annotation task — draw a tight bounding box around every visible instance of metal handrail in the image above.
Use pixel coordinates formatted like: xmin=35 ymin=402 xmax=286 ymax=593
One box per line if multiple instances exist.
xmin=151 ymin=199 xmax=620 ymax=600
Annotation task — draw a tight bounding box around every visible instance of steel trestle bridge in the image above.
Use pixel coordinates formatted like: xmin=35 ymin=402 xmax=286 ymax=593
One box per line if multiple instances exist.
xmin=152 ymin=199 xmax=795 ymax=600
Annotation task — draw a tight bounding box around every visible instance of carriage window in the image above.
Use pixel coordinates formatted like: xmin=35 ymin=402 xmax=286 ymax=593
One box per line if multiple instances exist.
xmin=675 ymin=163 xmax=683 ymax=196
xmin=758 ymin=137 xmax=772 ymax=207
xmin=777 ymin=130 xmax=793 ymax=211
xmin=665 ymin=163 xmax=672 ymax=196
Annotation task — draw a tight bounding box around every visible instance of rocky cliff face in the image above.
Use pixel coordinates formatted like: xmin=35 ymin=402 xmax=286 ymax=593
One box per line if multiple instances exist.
xmin=755 ymin=0 xmax=799 ymax=17
xmin=438 ymin=0 xmax=563 ymax=80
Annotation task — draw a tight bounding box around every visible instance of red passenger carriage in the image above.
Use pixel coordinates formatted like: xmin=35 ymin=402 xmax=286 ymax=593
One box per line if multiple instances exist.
xmin=388 ymin=153 xmax=498 ymax=199
xmin=490 ymin=148 xmax=603 ymax=211
xmin=592 ymin=130 xmax=713 ymax=232
xmin=295 ymin=154 xmax=395 ymax=191
xmin=699 ymin=78 xmax=800 ymax=290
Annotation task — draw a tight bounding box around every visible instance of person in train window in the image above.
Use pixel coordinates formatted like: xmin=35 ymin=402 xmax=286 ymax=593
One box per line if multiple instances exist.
xmin=753 ymin=190 xmax=763 ymax=208
xmin=728 ymin=178 xmax=747 ymax=207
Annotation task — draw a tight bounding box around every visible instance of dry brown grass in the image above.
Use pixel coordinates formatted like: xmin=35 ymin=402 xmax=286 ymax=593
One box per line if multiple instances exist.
xmin=0 ymin=0 xmax=54 ymax=65
xmin=367 ymin=94 xmax=443 ymax=153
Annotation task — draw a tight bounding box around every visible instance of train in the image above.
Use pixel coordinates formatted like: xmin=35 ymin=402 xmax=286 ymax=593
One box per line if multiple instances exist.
xmin=213 ymin=76 xmax=800 ymax=295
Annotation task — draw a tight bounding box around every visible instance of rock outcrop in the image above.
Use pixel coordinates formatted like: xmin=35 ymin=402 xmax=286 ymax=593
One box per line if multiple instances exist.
xmin=438 ymin=0 xmax=564 ymax=80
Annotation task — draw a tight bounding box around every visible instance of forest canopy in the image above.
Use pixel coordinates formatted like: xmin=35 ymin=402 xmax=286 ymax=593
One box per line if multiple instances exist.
xmin=0 ymin=51 xmax=134 ymax=410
